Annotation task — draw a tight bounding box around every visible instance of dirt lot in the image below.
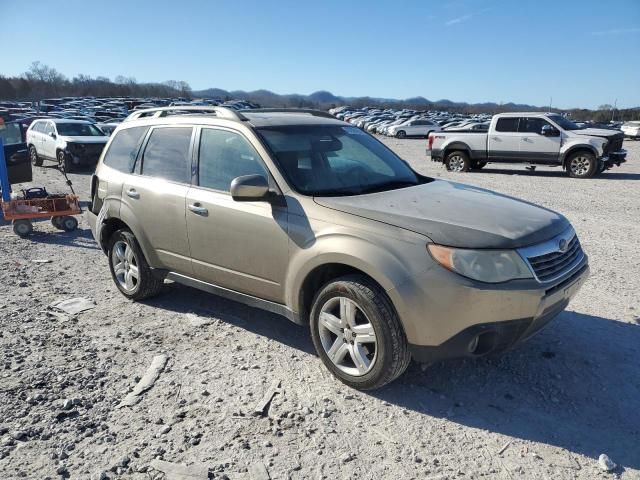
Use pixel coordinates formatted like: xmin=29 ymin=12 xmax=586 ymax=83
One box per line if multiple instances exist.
xmin=1 ymin=138 xmax=639 ymax=480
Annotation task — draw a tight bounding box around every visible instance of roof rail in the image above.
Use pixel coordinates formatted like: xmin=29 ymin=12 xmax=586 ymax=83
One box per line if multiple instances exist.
xmin=124 ymin=106 xmax=247 ymax=122
xmin=239 ymin=108 xmax=335 ymax=119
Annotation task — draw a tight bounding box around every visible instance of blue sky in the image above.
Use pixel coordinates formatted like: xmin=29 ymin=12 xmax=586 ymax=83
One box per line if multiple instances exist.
xmin=1 ymin=0 xmax=638 ymax=109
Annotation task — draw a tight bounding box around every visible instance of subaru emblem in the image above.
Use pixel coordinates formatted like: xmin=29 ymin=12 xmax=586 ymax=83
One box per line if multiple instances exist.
xmin=558 ymin=238 xmax=569 ymax=253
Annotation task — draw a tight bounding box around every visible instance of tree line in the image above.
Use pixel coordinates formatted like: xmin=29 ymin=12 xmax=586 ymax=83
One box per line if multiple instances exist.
xmin=0 ymin=62 xmax=192 ymax=101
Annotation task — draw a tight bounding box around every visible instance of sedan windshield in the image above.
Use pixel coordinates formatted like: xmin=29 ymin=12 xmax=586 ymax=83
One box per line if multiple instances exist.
xmin=256 ymin=125 xmax=424 ymax=196
xmin=56 ymin=122 xmax=104 ymax=136
xmin=547 ymin=114 xmax=582 ymax=131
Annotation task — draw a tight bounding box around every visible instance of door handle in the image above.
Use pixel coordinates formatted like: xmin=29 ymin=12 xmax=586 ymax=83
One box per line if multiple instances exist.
xmin=126 ymin=188 xmax=140 ymax=199
xmin=188 ymin=203 xmax=208 ymax=216
xmin=491 ymin=137 xmax=500 ymax=141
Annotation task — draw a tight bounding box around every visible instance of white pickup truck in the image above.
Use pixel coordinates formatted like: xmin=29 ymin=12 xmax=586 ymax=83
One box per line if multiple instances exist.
xmin=427 ymin=112 xmax=627 ymax=178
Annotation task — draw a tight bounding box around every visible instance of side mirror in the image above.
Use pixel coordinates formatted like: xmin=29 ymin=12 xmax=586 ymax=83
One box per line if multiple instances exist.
xmin=230 ymin=174 xmax=272 ymax=202
xmin=541 ymin=125 xmax=558 ymax=137
xmin=49 ymin=132 xmax=57 ymax=139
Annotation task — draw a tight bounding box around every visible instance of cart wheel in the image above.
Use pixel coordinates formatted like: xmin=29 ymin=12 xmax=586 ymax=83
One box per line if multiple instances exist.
xmin=51 ymin=216 xmax=64 ymax=230
xmin=60 ymin=216 xmax=78 ymax=232
xmin=13 ymin=219 xmax=33 ymax=238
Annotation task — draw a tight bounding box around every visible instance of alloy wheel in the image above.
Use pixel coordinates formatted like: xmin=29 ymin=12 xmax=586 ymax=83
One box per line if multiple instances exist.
xmin=111 ymin=240 xmax=139 ymax=292
xmin=318 ymin=296 xmax=378 ymax=376
xmin=570 ymin=155 xmax=591 ymax=176
xmin=448 ymin=155 xmax=465 ymax=172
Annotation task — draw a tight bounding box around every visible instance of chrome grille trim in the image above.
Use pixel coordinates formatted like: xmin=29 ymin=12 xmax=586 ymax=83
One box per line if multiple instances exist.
xmin=517 ymin=226 xmax=585 ymax=283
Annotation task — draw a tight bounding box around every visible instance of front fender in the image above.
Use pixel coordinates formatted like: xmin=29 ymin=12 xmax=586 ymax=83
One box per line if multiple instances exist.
xmin=285 ymin=230 xmax=429 ymax=315
xmin=559 ymin=142 xmax=601 ymax=164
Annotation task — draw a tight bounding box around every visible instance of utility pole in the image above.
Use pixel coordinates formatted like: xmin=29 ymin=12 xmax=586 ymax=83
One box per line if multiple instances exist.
xmin=611 ymin=99 xmax=617 ymax=122
xmin=548 ymin=96 xmax=552 ymax=112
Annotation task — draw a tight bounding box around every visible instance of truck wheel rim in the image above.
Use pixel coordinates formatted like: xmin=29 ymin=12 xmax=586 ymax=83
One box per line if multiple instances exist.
xmin=112 ymin=240 xmax=139 ymax=292
xmin=449 ymin=155 xmax=465 ymax=172
xmin=570 ymin=156 xmax=591 ymax=176
xmin=318 ymin=296 xmax=377 ymax=377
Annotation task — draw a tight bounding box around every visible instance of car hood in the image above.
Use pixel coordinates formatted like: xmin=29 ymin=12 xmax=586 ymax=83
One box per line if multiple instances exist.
xmin=314 ymin=180 xmax=570 ymax=249
xmin=61 ymin=135 xmax=109 ymax=144
xmin=572 ymin=128 xmax=620 ymax=139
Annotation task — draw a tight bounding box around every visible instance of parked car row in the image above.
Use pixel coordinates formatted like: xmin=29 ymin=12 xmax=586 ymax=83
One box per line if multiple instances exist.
xmin=5 ymin=96 xmax=261 ymax=172
xmin=328 ymin=106 xmax=493 ymax=138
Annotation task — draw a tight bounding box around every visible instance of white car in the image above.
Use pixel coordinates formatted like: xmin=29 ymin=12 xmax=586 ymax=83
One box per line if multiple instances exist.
xmin=621 ymin=121 xmax=640 ymax=140
xmin=27 ymin=119 xmax=109 ymax=171
xmin=387 ymin=119 xmax=441 ymax=138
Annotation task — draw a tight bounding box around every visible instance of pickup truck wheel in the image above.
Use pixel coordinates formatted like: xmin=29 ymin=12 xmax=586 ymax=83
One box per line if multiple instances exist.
xmin=567 ymin=151 xmax=596 ymax=178
xmin=445 ymin=151 xmax=471 ymax=172
xmin=310 ymin=274 xmax=411 ymax=390
xmin=29 ymin=146 xmax=43 ymax=166
xmin=395 ymin=130 xmax=406 ymax=139
xmin=108 ymin=229 xmax=163 ymax=300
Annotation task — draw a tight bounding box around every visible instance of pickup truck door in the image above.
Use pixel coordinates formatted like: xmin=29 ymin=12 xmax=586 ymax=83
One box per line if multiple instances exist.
xmin=518 ymin=117 xmax=561 ymax=164
xmin=488 ymin=117 xmax=524 ymax=162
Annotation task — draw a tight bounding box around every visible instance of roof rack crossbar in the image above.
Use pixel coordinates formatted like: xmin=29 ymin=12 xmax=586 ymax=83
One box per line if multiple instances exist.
xmin=239 ymin=108 xmax=335 ymax=119
xmin=124 ymin=106 xmax=247 ymax=122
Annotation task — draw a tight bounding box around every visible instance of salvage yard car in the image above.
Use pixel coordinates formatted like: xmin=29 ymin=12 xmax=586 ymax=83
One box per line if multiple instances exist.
xmin=26 ymin=119 xmax=109 ymax=172
xmin=88 ymin=107 xmax=589 ymax=390
xmin=428 ymin=112 xmax=627 ymax=178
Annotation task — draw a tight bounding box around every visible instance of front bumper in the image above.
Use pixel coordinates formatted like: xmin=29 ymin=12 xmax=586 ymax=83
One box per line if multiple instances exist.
xmin=602 ymin=149 xmax=627 ymax=167
xmin=388 ymin=256 xmax=589 ymax=363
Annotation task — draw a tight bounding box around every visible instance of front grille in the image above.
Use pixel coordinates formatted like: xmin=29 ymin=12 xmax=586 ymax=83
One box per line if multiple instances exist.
xmin=604 ymin=133 xmax=624 ymax=155
xmin=527 ymin=235 xmax=583 ymax=282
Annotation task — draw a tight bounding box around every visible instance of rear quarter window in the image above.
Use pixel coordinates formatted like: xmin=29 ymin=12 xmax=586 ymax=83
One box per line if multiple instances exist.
xmin=102 ymin=126 xmax=149 ymax=173
xmin=495 ymin=117 xmax=520 ymax=132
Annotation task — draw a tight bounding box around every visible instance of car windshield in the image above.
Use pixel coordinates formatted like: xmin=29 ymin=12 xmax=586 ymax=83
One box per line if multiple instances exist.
xmin=56 ymin=122 xmax=104 ymax=136
xmin=0 ymin=122 xmax=23 ymax=145
xmin=256 ymin=125 xmax=424 ymax=196
xmin=547 ymin=114 xmax=582 ymax=131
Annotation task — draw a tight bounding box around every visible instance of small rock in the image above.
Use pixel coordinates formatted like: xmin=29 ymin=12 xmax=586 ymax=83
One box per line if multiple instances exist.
xmin=61 ymin=399 xmax=73 ymax=410
xmin=340 ymin=452 xmax=355 ymax=463
xmin=159 ymin=425 xmax=171 ymax=435
xmin=598 ymin=454 xmax=616 ymax=472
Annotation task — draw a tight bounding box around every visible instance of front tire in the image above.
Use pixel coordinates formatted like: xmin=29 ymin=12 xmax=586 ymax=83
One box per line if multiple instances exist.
xmin=445 ymin=150 xmax=471 ymax=172
xmin=107 ymin=229 xmax=163 ymax=300
xmin=13 ymin=219 xmax=33 ymax=238
xmin=29 ymin=145 xmax=43 ymax=166
xmin=395 ymin=130 xmax=406 ymax=139
xmin=309 ymin=275 xmax=411 ymax=390
xmin=57 ymin=150 xmax=72 ymax=172
xmin=567 ymin=151 xmax=596 ymax=178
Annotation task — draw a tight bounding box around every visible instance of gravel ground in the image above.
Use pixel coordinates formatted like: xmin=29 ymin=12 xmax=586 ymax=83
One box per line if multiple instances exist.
xmin=1 ymin=138 xmax=639 ymax=480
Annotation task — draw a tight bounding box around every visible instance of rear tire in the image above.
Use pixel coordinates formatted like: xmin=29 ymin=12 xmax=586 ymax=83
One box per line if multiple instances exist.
xmin=13 ymin=219 xmax=33 ymax=238
xmin=445 ymin=150 xmax=471 ymax=172
xmin=567 ymin=151 xmax=596 ymax=178
xmin=29 ymin=145 xmax=43 ymax=166
xmin=309 ymin=274 xmax=411 ymax=390
xmin=107 ymin=229 xmax=163 ymax=300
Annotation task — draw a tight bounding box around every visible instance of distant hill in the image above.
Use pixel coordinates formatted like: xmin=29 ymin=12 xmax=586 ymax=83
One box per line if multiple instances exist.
xmin=192 ymin=87 xmax=544 ymax=113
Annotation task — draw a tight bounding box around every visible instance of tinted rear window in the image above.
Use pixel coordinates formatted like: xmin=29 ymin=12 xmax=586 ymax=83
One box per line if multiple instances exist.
xmin=102 ymin=126 xmax=149 ymax=173
xmin=495 ymin=117 xmax=520 ymax=132
xmin=141 ymin=127 xmax=193 ymax=183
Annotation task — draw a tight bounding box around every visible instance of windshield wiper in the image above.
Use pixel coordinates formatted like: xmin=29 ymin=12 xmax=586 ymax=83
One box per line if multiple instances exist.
xmin=358 ymin=180 xmax=419 ymax=194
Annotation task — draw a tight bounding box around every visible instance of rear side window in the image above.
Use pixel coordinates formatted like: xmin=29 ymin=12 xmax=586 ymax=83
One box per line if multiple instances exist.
xmin=198 ymin=128 xmax=267 ymax=192
xmin=495 ymin=117 xmax=520 ymax=132
xmin=43 ymin=122 xmax=55 ymax=135
xmin=141 ymin=127 xmax=193 ymax=183
xmin=102 ymin=126 xmax=149 ymax=173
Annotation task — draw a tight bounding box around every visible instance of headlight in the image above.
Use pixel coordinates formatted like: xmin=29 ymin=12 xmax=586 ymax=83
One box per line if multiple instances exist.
xmin=427 ymin=244 xmax=532 ymax=283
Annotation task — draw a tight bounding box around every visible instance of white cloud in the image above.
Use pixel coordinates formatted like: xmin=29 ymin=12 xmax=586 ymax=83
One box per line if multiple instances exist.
xmin=445 ymin=14 xmax=473 ymax=26
xmin=591 ymin=27 xmax=640 ymax=36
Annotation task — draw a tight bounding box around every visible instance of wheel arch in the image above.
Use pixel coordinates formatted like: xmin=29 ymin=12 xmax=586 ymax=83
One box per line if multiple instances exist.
xmin=560 ymin=144 xmax=598 ymax=169
xmin=443 ymin=142 xmax=472 ymax=160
